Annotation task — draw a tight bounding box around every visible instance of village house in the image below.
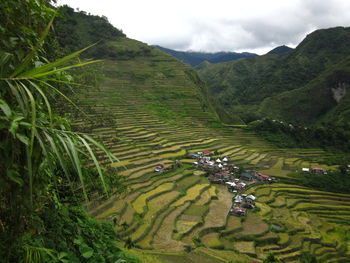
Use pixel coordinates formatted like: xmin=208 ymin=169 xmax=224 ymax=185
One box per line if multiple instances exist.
xmin=229 ymin=207 xmax=246 ymax=216
xmin=234 ymin=195 xmax=243 ymax=204
xmin=232 ymin=182 xmax=246 ymax=192
xmin=257 ymin=173 xmax=275 ymax=183
xmin=240 ymin=171 xmax=256 ymax=181
xmin=246 ymin=194 xmax=256 ymax=204
xmin=201 ymin=150 xmax=212 ymax=156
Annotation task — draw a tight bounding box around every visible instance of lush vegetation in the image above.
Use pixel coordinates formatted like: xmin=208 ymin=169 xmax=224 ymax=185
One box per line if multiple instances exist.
xmin=287 ymin=169 xmax=350 ymax=194
xmin=247 ymin=118 xmax=350 ymax=154
xmin=0 ymin=1 xmax=135 ymax=262
xmin=54 ymin=5 xmax=125 ymax=57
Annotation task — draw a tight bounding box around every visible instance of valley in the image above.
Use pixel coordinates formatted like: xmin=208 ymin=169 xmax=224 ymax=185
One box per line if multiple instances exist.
xmin=72 ymin=39 xmax=349 ymax=262
xmin=2 ymin=3 xmax=350 ymax=263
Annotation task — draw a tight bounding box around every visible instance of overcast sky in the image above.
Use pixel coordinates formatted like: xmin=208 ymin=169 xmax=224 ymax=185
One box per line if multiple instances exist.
xmin=57 ymin=0 xmax=350 ymax=54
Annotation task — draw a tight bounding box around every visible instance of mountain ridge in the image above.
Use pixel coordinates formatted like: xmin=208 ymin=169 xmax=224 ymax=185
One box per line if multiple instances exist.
xmin=154 ymin=45 xmax=258 ymax=66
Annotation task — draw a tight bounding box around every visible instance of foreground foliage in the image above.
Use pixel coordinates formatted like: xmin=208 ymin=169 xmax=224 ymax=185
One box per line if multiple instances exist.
xmin=0 ymin=1 xmax=133 ymax=262
xmin=21 ymin=204 xmax=138 ymax=263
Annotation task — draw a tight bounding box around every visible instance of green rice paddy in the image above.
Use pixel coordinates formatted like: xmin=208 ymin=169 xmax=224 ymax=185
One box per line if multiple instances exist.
xmin=73 ymin=41 xmax=350 ymax=262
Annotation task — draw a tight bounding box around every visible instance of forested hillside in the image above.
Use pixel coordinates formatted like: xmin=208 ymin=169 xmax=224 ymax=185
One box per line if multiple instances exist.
xmin=54 ymin=5 xmax=125 ymax=56
xmin=198 ymin=27 xmax=350 ymax=124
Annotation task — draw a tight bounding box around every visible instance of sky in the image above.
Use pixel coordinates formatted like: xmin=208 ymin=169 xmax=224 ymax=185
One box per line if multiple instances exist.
xmin=57 ymin=0 xmax=350 ymax=55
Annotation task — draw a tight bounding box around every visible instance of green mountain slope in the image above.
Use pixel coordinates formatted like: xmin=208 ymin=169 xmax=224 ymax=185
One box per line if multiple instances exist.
xmin=54 ymin=7 xmax=217 ymax=124
xmin=260 ymin=55 xmax=350 ymax=124
xmin=198 ymin=26 xmax=350 ymax=124
xmin=98 ymin=38 xmax=217 ymax=124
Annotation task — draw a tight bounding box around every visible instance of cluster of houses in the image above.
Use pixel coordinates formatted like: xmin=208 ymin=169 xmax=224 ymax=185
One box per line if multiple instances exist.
xmin=230 ymin=194 xmax=257 ymax=216
xmin=188 ymin=150 xmax=277 ymax=216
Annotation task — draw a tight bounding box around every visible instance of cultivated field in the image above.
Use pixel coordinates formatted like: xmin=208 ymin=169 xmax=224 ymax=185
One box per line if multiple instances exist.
xmin=76 ymin=41 xmax=349 ymax=263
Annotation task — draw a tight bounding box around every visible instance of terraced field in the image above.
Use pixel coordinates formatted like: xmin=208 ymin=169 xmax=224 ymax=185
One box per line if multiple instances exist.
xmin=75 ymin=40 xmax=349 ymax=262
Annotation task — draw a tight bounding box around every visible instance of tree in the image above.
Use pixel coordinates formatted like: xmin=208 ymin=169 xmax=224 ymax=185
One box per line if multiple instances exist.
xmin=263 ymin=253 xmax=281 ymax=263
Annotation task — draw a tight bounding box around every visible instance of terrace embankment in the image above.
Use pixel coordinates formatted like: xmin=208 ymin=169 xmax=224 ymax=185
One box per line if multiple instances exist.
xmin=73 ymin=38 xmax=349 ymax=263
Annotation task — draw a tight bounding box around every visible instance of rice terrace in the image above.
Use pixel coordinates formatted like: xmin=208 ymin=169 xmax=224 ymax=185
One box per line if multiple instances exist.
xmin=2 ymin=1 xmax=350 ymax=263
xmin=76 ymin=39 xmax=350 ymax=262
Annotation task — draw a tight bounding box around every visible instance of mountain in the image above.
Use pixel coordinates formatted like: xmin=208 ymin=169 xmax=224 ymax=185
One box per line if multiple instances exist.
xmin=154 ymin=45 xmax=257 ymax=67
xmin=198 ymin=26 xmax=350 ymax=124
xmin=260 ymin=55 xmax=350 ymax=124
xmin=267 ymin=45 xmax=293 ymax=54
xmin=54 ymin=5 xmax=125 ymax=56
xmin=5 ymin=3 xmax=350 ymax=263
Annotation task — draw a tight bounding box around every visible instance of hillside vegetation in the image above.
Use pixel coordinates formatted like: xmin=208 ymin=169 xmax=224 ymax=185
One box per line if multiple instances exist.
xmin=198 ymin=27 xmax=350 ymax=125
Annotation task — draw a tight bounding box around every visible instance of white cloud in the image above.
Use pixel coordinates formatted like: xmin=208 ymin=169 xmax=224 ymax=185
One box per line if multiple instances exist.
xmin=57 ymin=0 xmax=350 ymax=54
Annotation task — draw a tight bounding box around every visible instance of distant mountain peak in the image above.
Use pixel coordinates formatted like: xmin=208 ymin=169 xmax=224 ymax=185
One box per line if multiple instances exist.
xmin=154 ymin=46 xmax=258 ymax=66
xmin=267 ymin=45 xmax=294 ymax=55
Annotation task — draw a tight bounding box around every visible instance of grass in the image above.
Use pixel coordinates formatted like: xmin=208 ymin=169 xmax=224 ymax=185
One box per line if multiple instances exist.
xmin=277 ymin=233 xmax=290 ymax=246
xmin=176 ymin=220 xmax=199 ymax=234
xmin=221 ymin=216 xmax=242 ymax=235
xmin=152 ymin=203 xmax=190 ymax=250
xmin=183 ymin=205 xmax=208 ymax=217
xmin=174 ymin=174 xmax=200 ymax=191
xmin=208 ymin=186 xmax=217 ymax=199
xmin=202 ymin=233 xmax=222 ymax=248
xmin=234 ymin=241 xmax=256 ymax=255
xmin=239 ymin=214 xmax=269 ymax=236
xmin=172 ymin=184 xmax=209 ymax=207
xmin=256 ymin=202 xmax=272 ymax=217
xmin=131 ymin=191 xmax=180 ymax=241
xmin=133 ymin=183 xmax=174 ymax=214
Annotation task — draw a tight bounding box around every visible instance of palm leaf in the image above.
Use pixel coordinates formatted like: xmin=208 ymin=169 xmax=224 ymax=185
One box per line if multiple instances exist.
xmin=64 ymin=134 xmax=88 ymax=201
xmin=79 ymin=136 xmax=109 ymax=196
xmin=28 ymin=80 xmax=53 ymax=127
xmin=84 ymin=134 xmax=119 ymax=163
xmin=18 ymin=44 xmax=100 ymax=78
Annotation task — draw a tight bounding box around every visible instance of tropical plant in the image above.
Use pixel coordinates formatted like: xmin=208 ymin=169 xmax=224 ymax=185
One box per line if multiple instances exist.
xmin=0 ymin=0 xmax=119 ymax=261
